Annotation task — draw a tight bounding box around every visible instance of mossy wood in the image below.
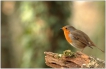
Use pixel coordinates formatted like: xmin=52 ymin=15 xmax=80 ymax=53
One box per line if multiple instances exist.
xmin=44 ymin=50 xmax=105 ymax=68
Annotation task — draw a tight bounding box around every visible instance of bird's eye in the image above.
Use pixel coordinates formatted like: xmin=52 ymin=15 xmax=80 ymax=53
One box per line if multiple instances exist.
xmin=65 ymin=28 xmax=67 ymax=29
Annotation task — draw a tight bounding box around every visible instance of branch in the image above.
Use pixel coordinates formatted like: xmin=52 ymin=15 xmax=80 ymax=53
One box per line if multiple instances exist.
xmin=44 ymin=50 xmax=105 ymax=68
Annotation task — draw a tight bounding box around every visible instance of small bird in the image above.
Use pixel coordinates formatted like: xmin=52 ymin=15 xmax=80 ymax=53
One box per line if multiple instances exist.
xmin=61 ymin=25 xmax=104 ymax=53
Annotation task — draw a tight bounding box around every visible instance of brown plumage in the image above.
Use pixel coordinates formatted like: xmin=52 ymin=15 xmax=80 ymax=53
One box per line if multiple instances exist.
xmin=61 ymin=25 xmax=104 ymax=53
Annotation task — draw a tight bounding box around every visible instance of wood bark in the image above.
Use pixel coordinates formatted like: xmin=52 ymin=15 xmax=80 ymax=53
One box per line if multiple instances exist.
xmin=44 ymin=50 xmax=105 ymax=68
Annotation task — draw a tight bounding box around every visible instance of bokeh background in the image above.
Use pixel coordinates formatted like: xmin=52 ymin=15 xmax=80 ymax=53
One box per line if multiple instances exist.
xmin=1 ymin=1 xmax=105 ymax=68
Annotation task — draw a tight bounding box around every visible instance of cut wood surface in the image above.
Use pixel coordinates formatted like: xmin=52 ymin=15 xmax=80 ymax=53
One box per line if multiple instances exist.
xmin=44 ymin=50 xmax=105 ymax=68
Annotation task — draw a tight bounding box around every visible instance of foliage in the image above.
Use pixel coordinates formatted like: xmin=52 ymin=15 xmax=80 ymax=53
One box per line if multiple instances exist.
xmin=18 ymin=1 xmax=72 ymax=68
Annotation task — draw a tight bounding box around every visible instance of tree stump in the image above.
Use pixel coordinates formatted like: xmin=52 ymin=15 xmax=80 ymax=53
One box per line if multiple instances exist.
xmin=44 ymin=50 xmax=105 ymax=68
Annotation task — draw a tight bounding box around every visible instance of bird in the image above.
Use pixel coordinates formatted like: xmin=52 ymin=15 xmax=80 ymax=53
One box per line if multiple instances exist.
xmin=61 ymin=25 xmax=104 ymax=53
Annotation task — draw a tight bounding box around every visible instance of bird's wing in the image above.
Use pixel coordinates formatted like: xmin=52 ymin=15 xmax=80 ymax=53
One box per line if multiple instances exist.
xmin=76 ymin=30 xmax=95 ymax=46
xmin=70 ymin=30 xmax=94 ymax=48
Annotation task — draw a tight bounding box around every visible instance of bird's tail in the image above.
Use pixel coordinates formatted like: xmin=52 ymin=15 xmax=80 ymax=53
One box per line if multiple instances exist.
xmin=95 ymin=46 xmax=105 ymax=53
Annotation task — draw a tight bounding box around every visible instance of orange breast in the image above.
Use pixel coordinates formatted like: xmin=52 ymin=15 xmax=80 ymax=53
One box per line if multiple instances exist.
xmin=63 ymin=30 xmax=72 ymax=43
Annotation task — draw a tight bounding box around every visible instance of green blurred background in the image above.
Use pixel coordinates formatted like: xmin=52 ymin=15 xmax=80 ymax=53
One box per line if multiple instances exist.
xmin=1 ymin=1 xmax=105 ymax=68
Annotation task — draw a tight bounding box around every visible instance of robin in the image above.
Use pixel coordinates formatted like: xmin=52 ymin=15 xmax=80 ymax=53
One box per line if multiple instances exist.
xmin=61 ymin=25 xmax=104 ymax=53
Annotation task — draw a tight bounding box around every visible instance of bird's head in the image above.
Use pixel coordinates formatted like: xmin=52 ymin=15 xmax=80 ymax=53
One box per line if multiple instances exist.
xmin=61 ymin=25 xmax=76 ymax=32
